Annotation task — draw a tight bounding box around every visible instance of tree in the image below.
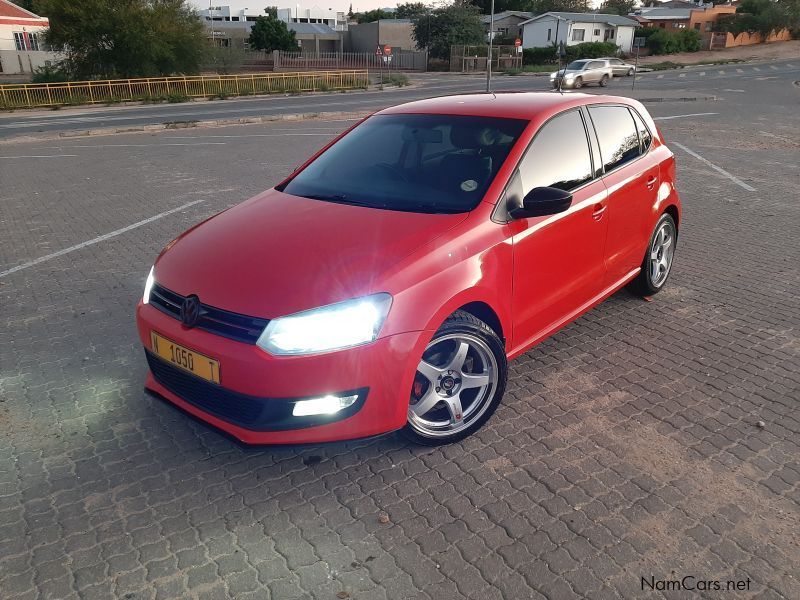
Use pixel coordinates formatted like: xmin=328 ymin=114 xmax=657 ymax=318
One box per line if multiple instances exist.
xmin=37 ymin=0 xmax=206 ymax=80
xmin=598 ymin=0 xmax=638 ymax=16
xmin=355 ymin=9 xmax=394 ymax=23
xmin=717 ymin=0 xmax=790 ymax=38
xmin=396 ymin=2 xmax=430 ymax=19
xmin=470 ymin=0 xmax=591 ymax=14
xmin=248 ymin=7 xmax=298 ymax=53
xmin=412 ymin=2 xmax=485 ymax=59
xmin=348 ymin=3 xmax=354 ymax=18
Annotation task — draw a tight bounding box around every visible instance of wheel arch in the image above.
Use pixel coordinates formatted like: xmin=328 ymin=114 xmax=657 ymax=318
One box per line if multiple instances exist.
xmin=663 ymin=203 xmax=680 ymax=231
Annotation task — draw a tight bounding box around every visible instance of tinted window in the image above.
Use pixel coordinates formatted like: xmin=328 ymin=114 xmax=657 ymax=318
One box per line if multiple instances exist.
xmin=280 ymin=114 xmax=528 ymax=214
xmin=566 ymin=60 xmax=588 ymax=70
xmin=588 ymin=61 xmax=605 ymax=69
xmin=588 ymin=106 xmax=641 ymax=172
xmin=518 ymin=110 xmax=593 ymax=193
xmin=630 ymin=109 xmax=653 ymax=152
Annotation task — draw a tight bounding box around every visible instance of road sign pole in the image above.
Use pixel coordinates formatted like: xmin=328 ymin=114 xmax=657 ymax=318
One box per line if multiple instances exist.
xmin=633 ymin=44 xmax=640 ymax=90
xmin=486 ymin=0 xmax=494 ymax=93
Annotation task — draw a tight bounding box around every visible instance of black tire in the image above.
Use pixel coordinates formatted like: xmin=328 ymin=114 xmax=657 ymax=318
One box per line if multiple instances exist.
xmin=599 ymin=74 xmax=609 ymax=87
xmin=401 ymin=310 xmax=507 ymax=446
xmin=627 ymin=68 xmax=635 ymax=77
xmin=629 ymin=213 xmax=678 ymax=296
xmin=573 ymin=77 xmax=583 ymax=89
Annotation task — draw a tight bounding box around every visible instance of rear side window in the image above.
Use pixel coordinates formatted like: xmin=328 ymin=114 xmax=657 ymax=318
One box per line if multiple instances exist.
xmin=630 ymin=109 xmax=653 ymax=153
xmin=518 ymin=110 xmax=593 ymax=193
xmin=588 ymin=105 xmax=641 ymax=172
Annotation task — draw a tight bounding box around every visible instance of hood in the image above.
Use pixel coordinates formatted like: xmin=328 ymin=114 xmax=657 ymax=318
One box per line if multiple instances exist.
xmin=154 ymin=189 xmax=468 ymax=318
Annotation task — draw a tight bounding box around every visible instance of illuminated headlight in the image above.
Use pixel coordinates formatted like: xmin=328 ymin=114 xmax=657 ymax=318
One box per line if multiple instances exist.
xmin=256 ymin=293 xmax=392 ymax=356
xmin=292 ymin=393 xmax=359 ymax=417
xmin=142 ymin=266 xmax=155 ymax=304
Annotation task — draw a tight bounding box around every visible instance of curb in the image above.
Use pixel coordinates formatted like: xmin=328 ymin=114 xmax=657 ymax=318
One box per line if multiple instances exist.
xmin=0 ymin=111 xmax=371 ymax=144
xmin=0 ymin=94 xmax=717 ymax=144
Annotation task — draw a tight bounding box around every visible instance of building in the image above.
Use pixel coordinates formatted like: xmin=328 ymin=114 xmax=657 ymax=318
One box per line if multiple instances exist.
xmin=197 ymin=3 xmax=347 ymax=31
xmin=481 ymin=11 xmax=533 ymax=41
xmin=632 ymin=7 xmax=693 ymax=30
xmin=0 ymin=0 xmax=59 ymax=76
xmin=346 ymin=19 xmax=418 ymax=53
xmin=519 ymin=12 xmax=639 ymax=53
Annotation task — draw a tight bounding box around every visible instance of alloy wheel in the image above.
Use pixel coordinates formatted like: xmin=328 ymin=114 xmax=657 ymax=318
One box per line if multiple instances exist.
xmin=409 ymin=333 xmax=498 ymax=438
xmin=649 ymin=220 xmax=676 ymax=287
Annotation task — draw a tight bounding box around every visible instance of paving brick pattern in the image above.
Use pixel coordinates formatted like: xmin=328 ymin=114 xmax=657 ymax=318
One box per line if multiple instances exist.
xmin=0 ymin=113 xmax=798 ymax=600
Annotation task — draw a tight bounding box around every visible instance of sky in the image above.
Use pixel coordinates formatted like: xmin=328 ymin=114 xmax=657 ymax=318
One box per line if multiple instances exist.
xmin=187 ymin=1 xmax=399 ymax=14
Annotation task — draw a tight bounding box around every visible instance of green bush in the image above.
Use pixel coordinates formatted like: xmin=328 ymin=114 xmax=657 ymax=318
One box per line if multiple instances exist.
xmin=646 ymin=28 xmax=702 ymax=54
xmin=31 ymin=65 xmax=70 ymax=83
xmin=677 ymin=29 xmax=702 ymax=52
xmin=523 ymin=41 xmax=619 ymax=65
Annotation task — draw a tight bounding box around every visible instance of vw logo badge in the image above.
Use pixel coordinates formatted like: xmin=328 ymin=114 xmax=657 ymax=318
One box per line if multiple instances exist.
xmin=180 ymin=295 xmax=201 ymax=328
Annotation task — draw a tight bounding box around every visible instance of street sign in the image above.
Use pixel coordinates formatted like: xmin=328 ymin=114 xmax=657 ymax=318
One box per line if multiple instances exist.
xmin=383 ymin=45 xmax=392 ymax=56
xmin=375 ymin=45 xmax=383 ymax=56
xmin=633 ymin=37 xmax=646 ymax=48
xmin=514 ymin=38 xmax=521 ymax=47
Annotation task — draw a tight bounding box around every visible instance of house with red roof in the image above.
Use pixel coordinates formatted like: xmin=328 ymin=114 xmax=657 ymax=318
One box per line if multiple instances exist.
xmin=0 ymin=0 xmax=59 ymax=76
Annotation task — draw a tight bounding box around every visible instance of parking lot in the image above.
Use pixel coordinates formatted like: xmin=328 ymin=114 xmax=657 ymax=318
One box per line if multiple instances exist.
xmin=1 ymin=66 xmax=799 ymax=599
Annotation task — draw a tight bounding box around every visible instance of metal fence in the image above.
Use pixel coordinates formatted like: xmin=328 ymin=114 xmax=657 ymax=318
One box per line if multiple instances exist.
xmin=274 ymin=51 xmax=427 ymax=72
xmin=0 ymin=70 xmax=370 ymax=109
xmin=450 ymin=45 xmax=522 ymax=73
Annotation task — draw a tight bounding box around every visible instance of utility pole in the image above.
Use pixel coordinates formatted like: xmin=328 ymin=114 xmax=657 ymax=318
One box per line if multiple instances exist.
xmin=485 ymin=0 xmax=495 ymax=92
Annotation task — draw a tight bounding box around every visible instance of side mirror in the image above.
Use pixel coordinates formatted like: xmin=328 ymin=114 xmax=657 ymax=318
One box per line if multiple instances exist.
xmin=509 ymin=186 xmax=573 ymax=219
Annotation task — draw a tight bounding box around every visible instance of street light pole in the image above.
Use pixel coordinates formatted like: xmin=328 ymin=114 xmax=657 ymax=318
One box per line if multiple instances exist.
xmin=485 ymin=0 xmax=495 ymax=92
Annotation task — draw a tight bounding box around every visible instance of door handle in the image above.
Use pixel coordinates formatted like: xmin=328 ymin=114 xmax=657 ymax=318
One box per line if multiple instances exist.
xmin=592 ymin=203 xmax=606 ymax=221
xmin=646 ymin=176 xmax=658 ymax=190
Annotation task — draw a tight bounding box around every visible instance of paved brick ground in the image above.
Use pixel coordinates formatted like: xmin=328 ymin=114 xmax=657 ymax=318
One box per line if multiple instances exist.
xmin=1 ymin=97 xmax=798 ymax=599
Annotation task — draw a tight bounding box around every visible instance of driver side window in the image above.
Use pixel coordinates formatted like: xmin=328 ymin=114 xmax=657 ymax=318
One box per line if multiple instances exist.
xmin=517 ymin=110 xmax=594 ymax=194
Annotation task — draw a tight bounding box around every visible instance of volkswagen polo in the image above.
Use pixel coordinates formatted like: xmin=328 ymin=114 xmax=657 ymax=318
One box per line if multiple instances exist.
xmin=136 ymin=92 xmax=681 ymax=445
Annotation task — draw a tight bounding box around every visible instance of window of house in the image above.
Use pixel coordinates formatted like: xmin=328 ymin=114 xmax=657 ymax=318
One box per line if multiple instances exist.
xmin=694 ymin=22 xmax=701 ymax=30
xmin=572 ymin=29 xmax=585 ymax=42
xmin=27 ymin=33 xmax=39 ymax=51
xmin=659 ymin=22 xmax=666 ymax=28
xmin=609 ymin=29 xmax=615 ymax=38
xmin=14 ymin=32 xmax=25 ymax=50
xmin=518 ymin=110 xmax=593 ymax=193
xmin=588 ymin=106 xmax=642 ymax=172
xmin=594 ymin=29 xmax=600 ymax=36
xmin=547 ymin=28 xmax=552 ymax=41
xmin=675 ymin=23 xmax=686 ymax=28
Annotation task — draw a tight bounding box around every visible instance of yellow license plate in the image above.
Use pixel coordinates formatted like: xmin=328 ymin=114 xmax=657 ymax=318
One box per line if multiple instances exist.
xmin=151 ymin=331 xmax=220 ymax=384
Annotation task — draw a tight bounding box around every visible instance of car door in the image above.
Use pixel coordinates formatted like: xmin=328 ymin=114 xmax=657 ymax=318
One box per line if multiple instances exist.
xmin=586 ymin=104 xmax=661 ymax=284
xmin=610 ymin=59 xmax=623 ymax=76
xmin=509 ymin=109 xmax=609 ymax=352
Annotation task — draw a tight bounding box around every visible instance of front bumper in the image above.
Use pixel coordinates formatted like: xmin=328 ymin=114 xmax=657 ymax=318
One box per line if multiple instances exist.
xmin=551 ymin=77 xmax=578 ymax=89
xmin=136 ymin=301 xmax=426 ymax=444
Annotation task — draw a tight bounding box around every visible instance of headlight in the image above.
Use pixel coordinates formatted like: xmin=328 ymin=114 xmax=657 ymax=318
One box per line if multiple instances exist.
xmin=142 ymin=266 xmax=155 ymax=304
xmin=257 ymin=293 xmax=392 ymax=356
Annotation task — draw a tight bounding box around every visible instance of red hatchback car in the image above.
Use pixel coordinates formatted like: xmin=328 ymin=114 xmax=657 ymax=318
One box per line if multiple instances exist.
xmin=136 ymin=92 xmax=681 ymax=445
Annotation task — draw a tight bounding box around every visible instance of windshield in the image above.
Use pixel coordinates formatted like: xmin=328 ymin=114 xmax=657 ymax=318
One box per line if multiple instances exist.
xmin=279 ymin=113 xmax=528 ymax=214
xmin=566 ymin=61 xmax=588 ymax=70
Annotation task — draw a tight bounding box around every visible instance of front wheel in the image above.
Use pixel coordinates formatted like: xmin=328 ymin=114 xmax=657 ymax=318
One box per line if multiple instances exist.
xmin=573 ymin=77 xmax=583 ymax=89
xmin=627 ymin=68 xmax=635 ymax=76
xmin=402 ymin=311 xmax=507 ymax=445
xmin=599 ymin=74 xmax=609 ymax=87
xmin=629 ymin=213 xmax=677 ymax=296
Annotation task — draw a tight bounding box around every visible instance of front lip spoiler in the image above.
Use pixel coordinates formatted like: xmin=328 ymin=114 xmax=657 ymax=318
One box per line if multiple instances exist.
xmin=145 ymin=350 xmax=368 ymax=431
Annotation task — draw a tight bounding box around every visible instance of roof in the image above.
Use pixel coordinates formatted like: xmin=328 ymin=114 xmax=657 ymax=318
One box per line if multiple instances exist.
xmin=377 ymin=92 xmax=642 ymax=122
xmin=288 ymin=22 xmax=338 ymax=35
xmin=481 ymin=11 xmax=533 ymax=23
xmin=519 ymin=12 xmax=639 ymax=28
xmin=0 ymin=0 xmax=48 ymax=23
xmin=634 ymin=8 xmax=693 ymax=19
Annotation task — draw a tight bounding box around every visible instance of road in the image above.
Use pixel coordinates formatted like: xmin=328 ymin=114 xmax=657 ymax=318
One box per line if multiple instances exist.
xmin=0 ymin=58 xmax=797 ymax=138
xmin=0 ymin=62 xmax=798 ymax=600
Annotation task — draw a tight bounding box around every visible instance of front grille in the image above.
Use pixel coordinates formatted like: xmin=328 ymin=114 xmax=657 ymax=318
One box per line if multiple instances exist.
xmin=149 ymin=283 xmax=269 ymax=344
xmin=147 ymin=351 xmax=264 ymax=426
xmin=145 ymin=351 xmax=369 ymax=432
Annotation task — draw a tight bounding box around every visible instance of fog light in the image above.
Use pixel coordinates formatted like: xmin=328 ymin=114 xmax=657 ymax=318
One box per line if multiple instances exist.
xmin=292 ymin=394 xmax=358 ymax=417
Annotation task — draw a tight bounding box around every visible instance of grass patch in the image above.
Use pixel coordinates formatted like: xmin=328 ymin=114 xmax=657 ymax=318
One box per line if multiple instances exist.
xmin=645 ymin=61 xmax=685 ymax=71
xmin=504 ymin=65 xmax=554 ymax=75
xmin=386 ymin=73 xmax=410 ymax=87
